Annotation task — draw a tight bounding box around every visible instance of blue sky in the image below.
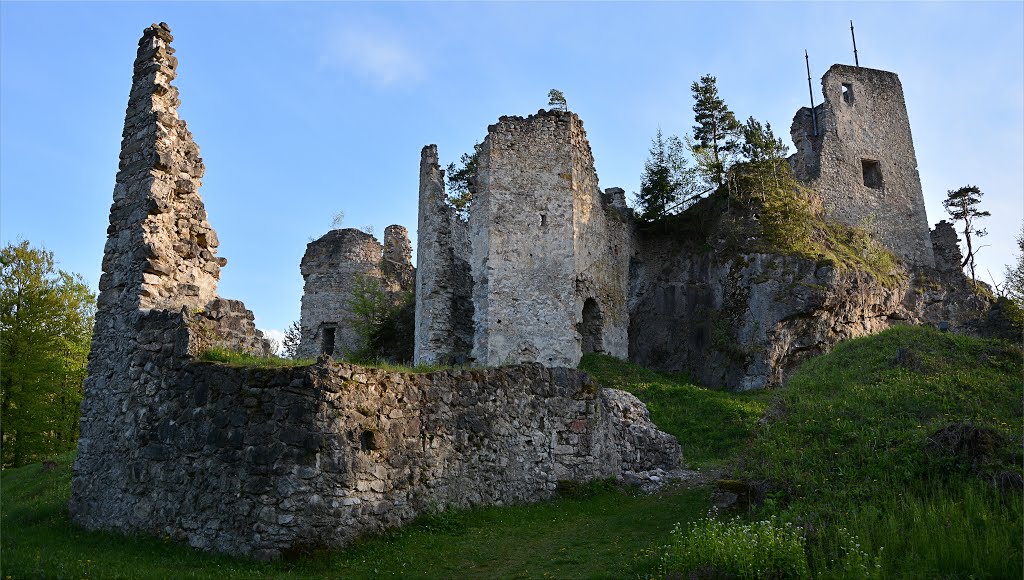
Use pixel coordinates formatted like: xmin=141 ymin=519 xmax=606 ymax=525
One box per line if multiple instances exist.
xmin=2 ymin=2 xmax=1022 ymax=342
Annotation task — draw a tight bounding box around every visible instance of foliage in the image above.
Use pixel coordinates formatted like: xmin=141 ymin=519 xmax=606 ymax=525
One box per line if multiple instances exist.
xmin=580 ymin=353 xmax=769 ymax=468
xmin=742 ymin=326 xmax=1023 ymax=578
xmin=1004 ymin=224 xmax=1024 ymax=306
xmin=943 ymin=184 xmax=990 ymax=284
xmin=0 ymin=241 xmax=95 ymax=468
xmin=657 ymin=516 xmax=813 ymax=579
xmin=347 ymin=275 xmax=415 ymax=364
xmin=445 ymin=143 xmax=481 ymax=220
xmin=739 ymin=116 xmax=789 ymax=163
xmin=281 ymin=320 xmax=302 ymax=359
xmin=0 ymin=451 xmax=708 ymax=579
xmin=330 ymin=210 xmax=345 ymax=229
xmin=690 ymin=74 xmax=742 ymax=186
xmin=547 ymin=88 xmax=567 ymax=111
xmin=635 ymin=129 xmax=700 ymax=222
xmin=199 ymin=348 xmax=313 ymax=368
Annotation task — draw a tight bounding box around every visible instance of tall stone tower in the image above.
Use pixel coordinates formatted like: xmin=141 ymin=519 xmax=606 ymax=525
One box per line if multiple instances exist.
xmin=790 ymin=64 xmax=935 ymax=268
xmin=467 ymin=110 xmax=631 ymax=367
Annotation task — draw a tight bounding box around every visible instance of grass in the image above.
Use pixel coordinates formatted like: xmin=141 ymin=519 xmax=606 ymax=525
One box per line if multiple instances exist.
xmin=580 ymin=354 xmax=770 ymax=468
xmin=198 ymin=348 xmax=448 ymax=374
xmin=0 ymin=457 xmax=707 ymax=579
xmin=198 ymin=348 xmax=314 ymax=368
xmin=739 ymin=325 xmax=1023 ymax=578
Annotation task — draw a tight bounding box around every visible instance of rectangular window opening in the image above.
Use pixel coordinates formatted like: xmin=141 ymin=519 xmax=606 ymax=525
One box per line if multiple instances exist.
xmin=861 ymin=159 xmax=883 ymax=189
xmin=842 ymin=83 xmax=854 ymax=104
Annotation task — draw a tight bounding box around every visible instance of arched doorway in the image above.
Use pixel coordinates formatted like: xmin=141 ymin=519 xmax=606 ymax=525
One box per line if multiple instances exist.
xmin=580 ymin=298 xmax=604 ymax=354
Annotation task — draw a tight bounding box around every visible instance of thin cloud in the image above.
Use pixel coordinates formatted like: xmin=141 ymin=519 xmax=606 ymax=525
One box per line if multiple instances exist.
xmin=321 ymin=22 xmax=425 ymax=88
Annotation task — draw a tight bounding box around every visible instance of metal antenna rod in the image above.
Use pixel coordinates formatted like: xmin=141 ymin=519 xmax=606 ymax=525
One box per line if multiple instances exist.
xmin=851 ymin=20 xmax=860 ymax=66
xmin=805 ymin=50 xmax=818 ymax=136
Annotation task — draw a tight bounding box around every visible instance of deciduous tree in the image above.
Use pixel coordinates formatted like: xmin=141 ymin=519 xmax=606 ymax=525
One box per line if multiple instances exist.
xmin=0 ymin=241 xmax=95 ymax=467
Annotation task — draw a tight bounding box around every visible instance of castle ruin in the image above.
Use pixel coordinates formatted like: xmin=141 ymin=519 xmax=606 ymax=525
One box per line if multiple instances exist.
xmin=415 ymin=111 xmax=632 ymax=367
xmin=70 ymin=24 xmax=680 ymax=560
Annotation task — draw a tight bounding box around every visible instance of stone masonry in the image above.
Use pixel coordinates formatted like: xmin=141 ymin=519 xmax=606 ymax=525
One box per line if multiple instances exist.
xmin=790 ymin=64 xmax=935 ymax=268
xmin=71 ymin=24 xmax=680 ymax=560
xmin=298 ymin=226 xmax=414 ymax=359
xmin=415 ymin=110 xmax=632 ymax=368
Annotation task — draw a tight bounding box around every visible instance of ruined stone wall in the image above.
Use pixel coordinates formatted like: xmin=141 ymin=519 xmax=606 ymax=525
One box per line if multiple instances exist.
xmin=790 ymin=65 xmax=935 ymax=268
xmin=73 ymin=23 xmax=270 ymax=531
xmin=466 ymin=110 xmax=630 ymax=367
xmin=72 ymin=332 xmax=678 ymax=560
xmin=413 ymin=146 xmax=474 ymax=365
xmin=298 ymin=226 xmax=414 ymax=359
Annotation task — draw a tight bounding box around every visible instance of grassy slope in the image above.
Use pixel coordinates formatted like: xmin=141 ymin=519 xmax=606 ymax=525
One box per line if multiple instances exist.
xmin=742 ymin=326 xmax=1023 ymax=578
xmin=3 ymin=326 xmax=1020 ymax=578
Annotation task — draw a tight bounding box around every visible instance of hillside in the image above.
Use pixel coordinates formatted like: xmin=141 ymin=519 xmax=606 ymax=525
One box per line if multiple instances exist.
xmin=2 ymin=326 xmax=1020 ymax=578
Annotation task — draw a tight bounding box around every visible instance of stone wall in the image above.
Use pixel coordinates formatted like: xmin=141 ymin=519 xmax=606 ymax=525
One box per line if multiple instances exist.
xmin=73 ymin=328 xmax=679 ymax=559
xmin=415 ymin=110 xmax=631 ymax=368
xmin=73 ymin=23 xmax=271 ymax=538
xmin=298 ymin=226 xmax=414 ymax=359
xmin=790 ymin=65 xmax=935 ymax=268
xmin=413 ymin=145 xmax=474 ymax=365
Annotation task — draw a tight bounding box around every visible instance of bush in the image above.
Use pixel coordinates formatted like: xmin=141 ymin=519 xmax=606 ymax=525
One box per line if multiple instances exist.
xmin=658 ymin=516 xmax=809 ymax=579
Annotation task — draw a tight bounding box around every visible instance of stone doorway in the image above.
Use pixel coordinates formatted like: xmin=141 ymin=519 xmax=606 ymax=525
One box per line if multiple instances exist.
xmin=580 ymin=298 xmax=604 ymax=354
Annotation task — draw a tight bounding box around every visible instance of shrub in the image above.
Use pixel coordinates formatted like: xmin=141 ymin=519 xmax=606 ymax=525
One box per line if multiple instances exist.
xmin=658 ymin=516 xmax=809 ymax=579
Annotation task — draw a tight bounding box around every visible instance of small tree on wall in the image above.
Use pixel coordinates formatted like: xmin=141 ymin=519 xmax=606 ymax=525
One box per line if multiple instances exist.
xmin=943 ymin=184 xmax=990 ymax=286
xmin=548 ymin=89 xmax=567 ymax=111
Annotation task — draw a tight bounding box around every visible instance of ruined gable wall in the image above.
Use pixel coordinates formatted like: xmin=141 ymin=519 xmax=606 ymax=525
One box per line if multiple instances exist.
xmin=790 ymin=65 xmax=934 ymax=268
xmin=72 ymin=23 xmax=269 ymax=530
xmin=470 ymin=111 xmax=581 ymax=366
xmin=568 ymin=118 xmax=631 ymax=359
xmin=414 ymin=146 xmax=473 ymax=365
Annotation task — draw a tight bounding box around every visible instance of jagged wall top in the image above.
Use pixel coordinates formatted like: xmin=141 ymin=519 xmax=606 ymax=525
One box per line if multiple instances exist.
xmin=98 ymin=22 xmax=224 ymax=315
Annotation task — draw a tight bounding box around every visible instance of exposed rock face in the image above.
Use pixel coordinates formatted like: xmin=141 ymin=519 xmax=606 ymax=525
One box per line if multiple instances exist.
xmin=415 ymin=111 xmax=631 ymax=368
xmin=790 ymin=65 xmax=935 ymax=268
xmin=297 ymin=227 xmax=414 ymax=359
xmin=630 ymin=243 xmax=911 ymax=390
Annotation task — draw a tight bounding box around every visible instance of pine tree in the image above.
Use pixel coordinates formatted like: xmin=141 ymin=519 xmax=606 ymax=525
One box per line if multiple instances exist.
xmin=1003 ymin=225 xmax=1024 ymax=305
xmin=282 ymin=320 xmax=302 ymax=359
xmin=547 ymin=89 xmax=567 ymax=111
xmin=690 ymin=75 xmax=741 ymax=186
xmin=636 ymin=129 xmax=697 ymax=222
xmin=445 ymin=143 xmax=481 ymax=220
xmin=943 ymin=185 xmax=990 ymax=285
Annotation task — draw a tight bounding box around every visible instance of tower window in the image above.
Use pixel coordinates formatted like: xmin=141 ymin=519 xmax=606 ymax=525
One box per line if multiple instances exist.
xmin=842 ymin=83 xmax=854 ymax=104
xmin=861 ymin=159 xmax=883 ymax=189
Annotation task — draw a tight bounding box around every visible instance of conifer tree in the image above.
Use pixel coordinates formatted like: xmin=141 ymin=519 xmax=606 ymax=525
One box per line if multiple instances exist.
xmin=943 ymin=185 xmax=990 ymax=285
xmin=547 ymin=89 xmax=567 ymax=111
xmin=636 ymin=129 xmax=697 ymax=222
xmin=690 ymin=75 xmax=741 ymax=186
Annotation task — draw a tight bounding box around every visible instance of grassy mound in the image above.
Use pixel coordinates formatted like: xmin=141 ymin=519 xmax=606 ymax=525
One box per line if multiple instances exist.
xmin=734 ymin=326 xmax=1022 ymax=578
xmin=580 ymin=354 xmax=769 ymax=468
